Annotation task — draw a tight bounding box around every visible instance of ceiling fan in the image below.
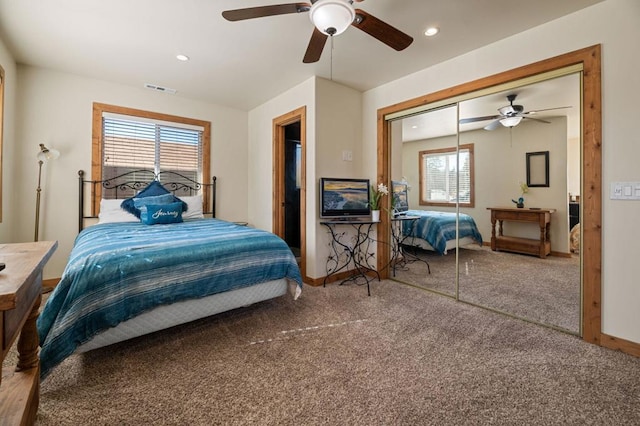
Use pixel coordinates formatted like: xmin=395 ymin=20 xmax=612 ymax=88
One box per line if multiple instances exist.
xmin=222 ymin=0 xmax=413 ymax=63
xmin=459 ymin=94 xmax=571 ymax=130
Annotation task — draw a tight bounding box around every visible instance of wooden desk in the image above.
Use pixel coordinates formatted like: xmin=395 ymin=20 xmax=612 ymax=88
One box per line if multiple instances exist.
xmin=0 ymin=241 xmax=57 ymax=425
xmin=487 ymin=208 xmax=555 ymax=258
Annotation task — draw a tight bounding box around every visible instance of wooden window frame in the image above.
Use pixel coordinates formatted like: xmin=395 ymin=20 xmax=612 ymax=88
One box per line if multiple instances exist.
xmin=418 ymin=143 xmax=475 ymax=208
xmin=91 ymin=103 xmax=211 ymax=215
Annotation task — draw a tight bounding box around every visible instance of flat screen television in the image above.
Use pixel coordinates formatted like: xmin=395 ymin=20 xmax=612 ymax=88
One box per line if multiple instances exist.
xmin=391 ymin=180 xmax=409 ymax=214
xmin=320 ymin=177 xmax=371 ymax=219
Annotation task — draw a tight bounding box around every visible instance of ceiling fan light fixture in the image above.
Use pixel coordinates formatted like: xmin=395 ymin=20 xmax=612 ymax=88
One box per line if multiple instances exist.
xmin=500 ymin=116 xmax=523 ymax=128
xmin=309 ymin=0 xmax=355 ymax=36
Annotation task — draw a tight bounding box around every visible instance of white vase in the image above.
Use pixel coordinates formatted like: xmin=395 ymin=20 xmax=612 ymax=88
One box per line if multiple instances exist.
xmin=371 ymin=210 xmax=381 ymax=222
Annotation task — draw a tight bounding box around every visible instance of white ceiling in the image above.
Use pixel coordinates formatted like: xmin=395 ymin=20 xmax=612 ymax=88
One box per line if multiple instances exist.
xmin=0 ymin=0 xmax=601 ymax=111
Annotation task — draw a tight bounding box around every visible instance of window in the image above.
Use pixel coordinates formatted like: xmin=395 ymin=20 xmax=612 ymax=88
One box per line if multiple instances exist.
xmin=419 ymin=143 xmax=474 ymax=207
xmin=92 ymin=103 xmax=211 ymax=210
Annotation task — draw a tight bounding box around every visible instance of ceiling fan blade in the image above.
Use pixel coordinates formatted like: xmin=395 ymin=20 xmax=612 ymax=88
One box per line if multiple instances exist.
xmin=352 ymin=9 xmax=413 ymax=51
xmin=459 ymin=115 xmax=501 ymax=124
xmin=523 ymin=106 xmax=572 ymax=115
xmin=522 ymin=116 xmax=551 ymax=124
xmin=303 ymin=28 xmax=328 ymax=63
xmin=222 ymin=3 xmax=311 ymax=21
xmin=484 ymin=120 xmax=502 ymax=131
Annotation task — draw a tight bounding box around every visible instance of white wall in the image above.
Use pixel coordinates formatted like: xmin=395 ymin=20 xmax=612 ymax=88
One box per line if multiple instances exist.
xmin=247 ymin=77 xmax=315 ymax=231
xmin=567 ymin=137 xmax=580 ymax=197
xmin=363 ymin=0 xmax=640 ymax=343
xmin=247 ymin=77 xmax=316 ymax=273
xmin=247 ymin=76 xmax=363 ymax=279
xmin=0 ymin=37 xmax=17 ymax=243
xmin=314 ymin=78 xmax=364 ymax=278
xmin=14 ymin=65 xmax=249 ymax=278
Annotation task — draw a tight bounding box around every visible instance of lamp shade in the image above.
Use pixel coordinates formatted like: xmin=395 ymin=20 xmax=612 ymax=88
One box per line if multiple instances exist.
xmin=309 ymin=0 xmax=355 ymax=36
xmin=37 ymin=143 xmax=60 ymax=162
xmin=499 ymin=116 xmax=523 ymax=128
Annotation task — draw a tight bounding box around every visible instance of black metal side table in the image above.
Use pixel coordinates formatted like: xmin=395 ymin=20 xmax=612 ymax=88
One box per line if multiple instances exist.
xmin=320 ymin=220 xmax=381 ymax=296
xmin=389 ymin=216 xmax=431 ymax=276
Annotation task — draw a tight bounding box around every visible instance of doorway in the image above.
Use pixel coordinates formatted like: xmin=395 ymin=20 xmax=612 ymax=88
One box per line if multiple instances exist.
xmin=273 ymin=106 xmax=307 ymax=279
xmin=284 ymin=123 xmax=301 ymax=259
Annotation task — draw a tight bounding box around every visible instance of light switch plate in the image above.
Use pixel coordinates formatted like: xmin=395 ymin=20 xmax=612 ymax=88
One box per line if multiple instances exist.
xmin=610 ymin=182 xmax=640 ymax=200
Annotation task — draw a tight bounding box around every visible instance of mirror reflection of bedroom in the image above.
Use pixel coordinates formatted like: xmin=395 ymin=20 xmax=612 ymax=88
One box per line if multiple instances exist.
xmin=388 ymin=73 xmax=581 ymax=334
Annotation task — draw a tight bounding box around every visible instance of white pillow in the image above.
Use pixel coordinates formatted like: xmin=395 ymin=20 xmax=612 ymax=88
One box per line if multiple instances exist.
xmin=98 ymin=199 xmax=138 ymax=224
xmin=180 ymin=195 xmax=204 ymax=220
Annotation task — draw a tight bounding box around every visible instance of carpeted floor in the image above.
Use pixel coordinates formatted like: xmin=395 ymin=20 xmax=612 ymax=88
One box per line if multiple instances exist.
xmin=23 ymin=280 xmax=639 ymax=425
xmin=394 ymin=245 xmax=580 ymax=333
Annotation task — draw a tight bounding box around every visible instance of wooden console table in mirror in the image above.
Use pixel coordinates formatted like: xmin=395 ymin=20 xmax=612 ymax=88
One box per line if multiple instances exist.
xmin=0 ymin=241 xmax=57 ymax=425
xmin=487 ymin=207 xmax=555 ymax=258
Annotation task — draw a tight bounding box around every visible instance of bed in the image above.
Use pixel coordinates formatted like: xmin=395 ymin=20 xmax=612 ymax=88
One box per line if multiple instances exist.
xmin=400 ymin=209 xmax=483 ymax=255
xmin=37 ymin=170 xmax=302 ymax=378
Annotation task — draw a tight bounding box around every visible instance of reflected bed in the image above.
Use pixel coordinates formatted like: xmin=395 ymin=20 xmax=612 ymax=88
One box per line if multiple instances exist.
xmin=401 ymin=209 xmax=483 ymax=255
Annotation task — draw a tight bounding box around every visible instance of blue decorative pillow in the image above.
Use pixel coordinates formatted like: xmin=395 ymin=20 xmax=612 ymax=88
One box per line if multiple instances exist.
xmin=133 ymin=193 xmax=175 ymax=211
xmin=120 ymin=181 xmax=187 ymax=218
xmin=139 ymin=202 xmax=184 ymax=225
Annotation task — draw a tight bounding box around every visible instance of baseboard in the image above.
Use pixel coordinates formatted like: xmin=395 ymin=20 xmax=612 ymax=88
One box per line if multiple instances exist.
xmin=306 ymin=269 xmax=378 ymax=287
xmin=550 ymin=251 xmax=573 ymax=258
xmin=600 ymin=333 xmax=640 ymax=358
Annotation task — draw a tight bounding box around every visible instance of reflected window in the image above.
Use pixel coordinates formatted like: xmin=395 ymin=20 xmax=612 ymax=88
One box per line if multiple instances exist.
xmin=419 ymin=143 xmax=474 ymax=207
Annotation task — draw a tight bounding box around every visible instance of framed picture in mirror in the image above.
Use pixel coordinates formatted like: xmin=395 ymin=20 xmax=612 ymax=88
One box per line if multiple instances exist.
xmin=526 ymin=151 xmax=549 ymax=187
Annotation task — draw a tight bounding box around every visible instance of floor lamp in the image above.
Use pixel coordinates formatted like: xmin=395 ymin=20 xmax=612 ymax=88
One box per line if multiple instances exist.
xmin=34 ymin=143 xmax=60 ymax=242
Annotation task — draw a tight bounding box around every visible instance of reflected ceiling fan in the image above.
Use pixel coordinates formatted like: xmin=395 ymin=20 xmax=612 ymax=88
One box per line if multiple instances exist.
xmin=222 ymin=0 xmax=413 ymax=63
xmin=459 ymin=94 xmax=571 ymax=130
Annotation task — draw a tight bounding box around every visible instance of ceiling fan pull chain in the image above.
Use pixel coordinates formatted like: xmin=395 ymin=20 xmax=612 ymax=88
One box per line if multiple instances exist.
xmin=330 ymin=35 xmax=334 ymax=81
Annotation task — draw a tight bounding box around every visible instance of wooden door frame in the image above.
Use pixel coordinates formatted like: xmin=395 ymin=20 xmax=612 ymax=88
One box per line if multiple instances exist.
xmin=376 ymin=45 xmax=640 ymax=357
xmin=273 ymin=106 xmax=307 ymax=280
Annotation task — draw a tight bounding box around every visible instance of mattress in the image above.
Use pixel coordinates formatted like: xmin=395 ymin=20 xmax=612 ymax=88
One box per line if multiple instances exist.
xmin=78 ymin=278 xmax=288 ymax=352
xmin=405 ymin=236 xmax=478 ymax=254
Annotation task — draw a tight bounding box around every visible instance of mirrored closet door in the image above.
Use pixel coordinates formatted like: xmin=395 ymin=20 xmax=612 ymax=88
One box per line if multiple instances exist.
xmin=390 ymin=104 xmax=459 ymax=297
xmin=388 ymin=72 xmax=582 ymax=335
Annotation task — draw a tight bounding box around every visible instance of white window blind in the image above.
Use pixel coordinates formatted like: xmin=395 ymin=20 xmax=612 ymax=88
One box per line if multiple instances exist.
xmin=421 ymin=147 xmax=472 ymax=205
xmin=102 ymin=115 xmax=203 ymax=195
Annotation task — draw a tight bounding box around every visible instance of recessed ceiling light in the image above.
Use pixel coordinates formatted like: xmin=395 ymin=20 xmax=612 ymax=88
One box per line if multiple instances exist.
xmin=424 ymin=27 xmax=439 ymax=37
xmin=176 ymin=54 xmax=190 ymax=62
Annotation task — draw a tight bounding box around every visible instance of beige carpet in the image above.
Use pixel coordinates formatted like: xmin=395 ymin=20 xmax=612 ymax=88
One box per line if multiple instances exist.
xmin=394 ymin=246 xmax=580 ymax=333
xmin=7 ymin=281 xmax=639 ymax=425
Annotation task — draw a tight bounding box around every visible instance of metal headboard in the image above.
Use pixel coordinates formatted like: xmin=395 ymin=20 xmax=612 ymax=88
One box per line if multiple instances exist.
xmin=78 ymin=169 xmax=217 ymax=232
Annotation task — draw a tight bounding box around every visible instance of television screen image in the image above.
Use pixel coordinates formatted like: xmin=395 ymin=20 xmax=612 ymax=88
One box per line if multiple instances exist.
xmin=320 ymin=178 xmax=370 ymax=218
xmin=391 ymin=181 xmax=409 ymax=214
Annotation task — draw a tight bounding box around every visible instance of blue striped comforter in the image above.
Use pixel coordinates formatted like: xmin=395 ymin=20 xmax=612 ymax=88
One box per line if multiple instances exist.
xmin=403 ymin=210 xmax=483 ymax=255
xmin=38 ymin=219 xmax=302 ymax=378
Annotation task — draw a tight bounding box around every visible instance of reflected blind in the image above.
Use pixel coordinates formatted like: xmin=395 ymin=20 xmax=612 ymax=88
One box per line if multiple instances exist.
xmin=421 ymin=148 xmax=471 ymax=204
